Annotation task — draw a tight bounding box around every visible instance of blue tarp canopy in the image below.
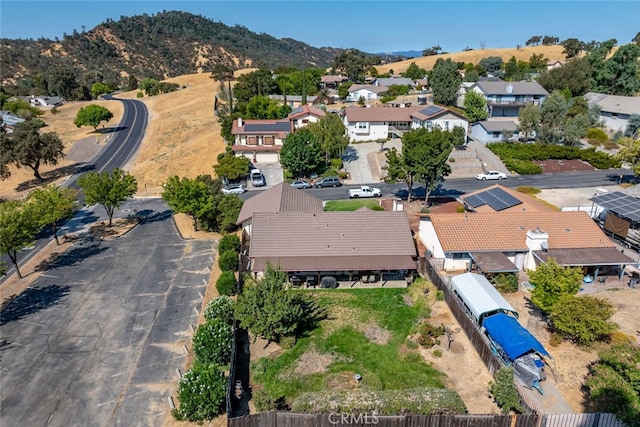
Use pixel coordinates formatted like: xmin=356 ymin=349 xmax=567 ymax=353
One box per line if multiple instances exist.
xmin=482 ymin=313 xmax=550 ymax=361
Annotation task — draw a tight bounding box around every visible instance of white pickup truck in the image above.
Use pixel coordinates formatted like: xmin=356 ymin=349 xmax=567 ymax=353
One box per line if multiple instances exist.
xmin=348 ymin=185 xmax=381 ymax=198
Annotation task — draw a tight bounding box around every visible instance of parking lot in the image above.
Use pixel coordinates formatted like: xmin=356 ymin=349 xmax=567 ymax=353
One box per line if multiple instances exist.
xmin=0 ymin=199 xmax=215 ymax=426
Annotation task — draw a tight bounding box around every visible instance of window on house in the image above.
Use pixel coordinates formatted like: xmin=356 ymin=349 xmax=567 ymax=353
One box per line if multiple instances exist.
xmin=357 ymin=122 xmax=367 ymax=129
xmin=444 ymin=121 xmax=450 ymax=130
xmin=492 ymin=132 xmax=500 ymax=138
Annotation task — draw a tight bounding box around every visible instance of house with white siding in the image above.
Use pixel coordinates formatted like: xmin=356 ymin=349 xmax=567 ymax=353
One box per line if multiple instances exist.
xmin=346 ymin=85 xmax=389 ymax=102
xmin=410 ymin=105 xmax=469 ymax=135
xmin=471 ymin=81 xmax=548 ymax=117
xmin=584 ymin=92 xmax=640 ymax=134
xmin=471 ymin=120 xmax=520 ymax=143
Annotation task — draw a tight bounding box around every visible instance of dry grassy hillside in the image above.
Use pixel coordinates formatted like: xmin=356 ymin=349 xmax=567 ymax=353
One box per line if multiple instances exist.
xmin=376 ymin=45 xmax=567 ymax=73
xmin=0 ymin=100 xmax=124 ymax=199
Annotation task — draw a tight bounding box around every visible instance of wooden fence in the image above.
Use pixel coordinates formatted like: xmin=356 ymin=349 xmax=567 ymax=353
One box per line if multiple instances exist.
xmin=228 ymin=412 xmax=541 ymax=427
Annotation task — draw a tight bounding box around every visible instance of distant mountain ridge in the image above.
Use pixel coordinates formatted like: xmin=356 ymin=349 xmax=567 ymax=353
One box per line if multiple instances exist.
xmin=0 ymin=10 xmax=344 ymax=86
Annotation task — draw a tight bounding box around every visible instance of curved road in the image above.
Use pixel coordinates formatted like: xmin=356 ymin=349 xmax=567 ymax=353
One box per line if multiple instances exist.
xmin=1 ymin=96 xmax=148 ymax=282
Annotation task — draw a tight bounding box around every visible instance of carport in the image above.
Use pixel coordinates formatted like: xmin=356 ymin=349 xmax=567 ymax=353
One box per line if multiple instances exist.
xmin=470 ymin=251 xmax=519 ymax=274
xmin=534 ymin=247 xmax=636 ymax=281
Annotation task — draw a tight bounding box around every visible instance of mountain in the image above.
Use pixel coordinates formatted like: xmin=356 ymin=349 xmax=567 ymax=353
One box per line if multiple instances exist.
xmin=0 ymin=10 xmax=343 ymax=87
xmin=382 ymin=50 xmax=423 ymax=59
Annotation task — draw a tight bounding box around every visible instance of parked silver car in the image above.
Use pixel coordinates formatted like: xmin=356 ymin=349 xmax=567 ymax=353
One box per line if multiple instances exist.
xmin=290 ymin=179 xmax=312 ymax=189
xmin=222 ymin=183 xmax=247 ymax=195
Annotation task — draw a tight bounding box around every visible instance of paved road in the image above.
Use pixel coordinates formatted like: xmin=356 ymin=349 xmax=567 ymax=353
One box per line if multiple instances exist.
xmin=0 ymin=198 xmax=215 ymax=426
xmin=1 ymin=96 xmax=148 ymax=282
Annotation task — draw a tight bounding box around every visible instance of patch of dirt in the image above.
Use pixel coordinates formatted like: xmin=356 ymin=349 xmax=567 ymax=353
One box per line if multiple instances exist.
xmin=536 ymin=159 xmax=596 ymax=173
xmin=88 ymin=216 xmax=141 ymax=239
xmin=363 ymin=325 xmax=391 ymax=345
xmin=324 ymin=371 xmax=360 ymax=391
xmin=293 ymin=348 xmax=336 ymax=376
xmin=419 ymin=300 xmax=500 ymax=414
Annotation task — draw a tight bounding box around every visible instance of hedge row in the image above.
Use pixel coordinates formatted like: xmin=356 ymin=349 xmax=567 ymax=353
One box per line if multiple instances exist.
xmin=488 ymin=142 xmax=620 ymax=174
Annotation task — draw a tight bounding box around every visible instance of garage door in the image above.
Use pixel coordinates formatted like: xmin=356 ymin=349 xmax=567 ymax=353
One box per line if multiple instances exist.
xmin=256 ymin=152 xmax=279 ymax=163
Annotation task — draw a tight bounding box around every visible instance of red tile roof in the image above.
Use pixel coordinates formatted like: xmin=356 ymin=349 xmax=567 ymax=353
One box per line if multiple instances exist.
xmin=428 ymin=211 xmax=614 ymax=252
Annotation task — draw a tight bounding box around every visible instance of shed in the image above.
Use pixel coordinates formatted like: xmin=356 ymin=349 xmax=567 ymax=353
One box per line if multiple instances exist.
xmin=450 ymin=272 xmax=518 ymax=325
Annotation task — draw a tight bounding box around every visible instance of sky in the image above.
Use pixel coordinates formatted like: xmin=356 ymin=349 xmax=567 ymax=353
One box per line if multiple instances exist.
xmin=1 ymin=1 xmax=638 ymax=54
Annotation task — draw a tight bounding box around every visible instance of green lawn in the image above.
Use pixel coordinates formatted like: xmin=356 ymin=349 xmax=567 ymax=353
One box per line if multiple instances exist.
xmin=323 ymin=199 xmax=384 ymax=211
xmin=251 ymin=288 xmax=445 ymax=405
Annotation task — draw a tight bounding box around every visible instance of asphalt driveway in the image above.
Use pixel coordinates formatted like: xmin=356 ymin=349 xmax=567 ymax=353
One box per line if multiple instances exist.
xmin=0 ymin=199 xmax=215 ymax=426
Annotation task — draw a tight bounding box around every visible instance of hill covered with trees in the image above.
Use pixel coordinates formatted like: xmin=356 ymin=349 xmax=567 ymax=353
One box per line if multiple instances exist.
xmin=0 ymin=10 xmax=343 ymax=90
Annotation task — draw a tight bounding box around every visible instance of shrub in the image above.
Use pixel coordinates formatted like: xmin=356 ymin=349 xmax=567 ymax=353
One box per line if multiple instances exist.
xmin=549 ymin=333 xmax=563 ymax=347
xmin=490 ymin=273 xmax=519 ymax=293
xmin=586 ymin=128 xmax=608 ymax=143
xmin=455 ymin=205 xmax=466 ymax=213
xmin=192 ymin=318 xmax=233 ymax=366
xmin=490 ymin=367 xmax=524 ymax=414
xmin=433 ymin=349 xmax=443 ymax=357
xmin=338 ymin=170 xmax=348 ymax=180
xmin=503 ymin=158 xmax=542 ymax=174
xmin=515 ymin=186 xmax=541 ymax=195
xmin=216 ymin=271 xmax=236 ymax=296
xmin=448 ymin=157 xmax=455 ymax=162
xmin=549 ymin=294 xmax=617 ymax=345
xmin=436 ymin=290 xmax=444 ymax=301
xmin=172 ymin=362 xmax=227 ymax=421
xmin=330 ymin=158 xmax=343 ymax=170
xmin=252 ymin=388 xmax=288 ymax=412
xmin=204 ymin=295 xmax=235 ymax=324
xmin=136 ymin=91 xmax=144 ymax=98
xmin=278 ymin=334 xmax=297 ymax=349
xmin=218 ymin=234 xmax=241 ymax=254
xmin=417 ymin=321 xmax=445 ymax=348
xmin=218 ymin=250 xmax=238 ymax=272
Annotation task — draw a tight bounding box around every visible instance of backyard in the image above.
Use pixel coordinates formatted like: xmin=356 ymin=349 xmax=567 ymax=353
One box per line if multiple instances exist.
xmin=249 ymin=286 xmax=466 ymax=413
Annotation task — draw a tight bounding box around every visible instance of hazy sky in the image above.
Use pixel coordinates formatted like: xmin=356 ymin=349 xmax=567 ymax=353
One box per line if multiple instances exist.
xmin=1 ymin=1 xmax=638 ymax=53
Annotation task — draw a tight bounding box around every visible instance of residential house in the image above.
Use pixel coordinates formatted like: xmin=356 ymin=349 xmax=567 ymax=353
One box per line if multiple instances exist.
xmin=343 ymin=105 xmax=420 ymax=142
xmin=373 ymin=77 xmax=416 ymax=89
xmin=419 ymin=210 xmax=634 ymax=278
xmin=0 ymin=111 xmax=26 ymax=129
xmin=460 ymin=185 xmax=553 ymax=214
xmin=268 ymin=95 xmax=318 ymax=109
xmin=288 ymin=105 xmax=325 ymax=130
xmin=546 ymin=60 xmax=564 ymax=70
xmin=231 ymin=117 xmax=290 ymax=163
xmin=343 ymin=105 xmax=469 ymax=142
xmin=236 ymin=182 xmax=323 ymax=238
xmin=346 ymin=84 xmax=389 ymax=102
xmin=470 ymin=81 xmax=548 ymax=117
xmin=320 ymin=75 xmax=348 ymax=89
xmin=584 ymin=92 xmax=640 ymax=134
xmin=231 ymin=106 xmax=326 ymax=162
xmin=247 ymin=210 xmax=417 ymax=285
xmin=410 ymin=105 xmax=469 ymax=135
xmin=28 ymin=95 xmax=64 ymax=107
xmin=471 ymin=120 xmax=520 ymax=143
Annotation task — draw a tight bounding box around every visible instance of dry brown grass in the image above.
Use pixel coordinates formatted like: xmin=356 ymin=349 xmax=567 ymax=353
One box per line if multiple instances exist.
xmin=376 ymin=45 xmax=567 ymax=74
xmin=0 ymin=100 xmax=124 ymax=199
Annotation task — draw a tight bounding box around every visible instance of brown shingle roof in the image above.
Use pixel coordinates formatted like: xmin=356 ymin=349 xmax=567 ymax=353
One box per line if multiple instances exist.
xmin=429 ymin=211 xmax=614 ymax=252
xmin=250 ymin=211 xmax=417 ymax=271
xmin=348 ymin=84 xmax=390 ymax=94
xmin=461 ymin=184 xmax=555 ymax=214
xmin=236 ymin=183 xmax=323 ymax=225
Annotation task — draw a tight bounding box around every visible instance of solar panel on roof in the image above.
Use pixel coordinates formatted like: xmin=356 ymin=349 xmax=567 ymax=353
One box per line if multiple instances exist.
xmin=419 ymin=105 xmax=444 ymax=116
xmin=590 ymin=191 xmax=640 ymax=222
xmin=244 ymin=122 xmax=291 ymax=132
xmin=464 ymin=187 xmax=522 ymax=211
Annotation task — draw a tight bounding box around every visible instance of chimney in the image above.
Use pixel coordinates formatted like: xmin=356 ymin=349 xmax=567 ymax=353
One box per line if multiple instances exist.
xmin=506 ymin=83 xmax=513 ymax=94
xmin=525 ymin=227 xmax=548 ymax=251
xmin=238 ymin=117 xmax=243 ymax=127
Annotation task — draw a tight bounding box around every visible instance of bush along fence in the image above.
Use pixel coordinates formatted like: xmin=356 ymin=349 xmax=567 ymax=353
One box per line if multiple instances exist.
xmin=171 ymin=234 xmax=242 ymax=422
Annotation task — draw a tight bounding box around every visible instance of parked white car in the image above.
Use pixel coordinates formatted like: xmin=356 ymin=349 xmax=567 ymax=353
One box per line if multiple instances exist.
xmin=222 ymin=183 xmax=247 ymax=195
xmin=476 ymin=171 xmax=507 ymax=180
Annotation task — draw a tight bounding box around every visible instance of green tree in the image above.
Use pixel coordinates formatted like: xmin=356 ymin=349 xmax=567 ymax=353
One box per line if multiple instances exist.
xmin=279 ymin=128 xmax=324 ymax=178
xmin=161 ymin=176 xmax=214 ymax=232
xmin=503 ymin=56 xmax=521 ymax=80
xmin=216 ymin=194 xmax=243 ymax=233
xmin=28 ymin=185 xmax=77 ymax=244
xmin=73 ymin=104 xmax=113 ymax=131
xmin=213 ymin=154 xmax=250 ymax=182
xmin=173 ymin=362 xmax=227 ymax=422
xmin=404 ymin=127 xmax=456 ymax=207
xmin=585 ymin=344 xmax=640 ymax=427
xmin=1 ymin=119 xmax=65 ymax=184
xmin=232 ymin=69 xmax=277 ymax=104
xmin=275 ymin=74 xmax=293 ymax=105
xmin=430 ymin=58 xmax=462 ymax=105
xmin=549 ymin=294 xmax=616 ymax=345
xmin=625 ymin=114 xmax=640 ymax=138
xmin=489 ymin=367 xmax=524 ymax=414
xmin=402 ymin=62 xmax=427 ymax=80
xmin=529 ymin=258 xmax=582 ymax=312
xmin=563 ymin=113 xmax=591 ymax=145
xmin=77 ymin=167 xmax=138 ymax=226
xmin=0 ymin=200 xmax=41 ymax=278
xmin=538 ymin=91 xmax=568 ymax=144
xmin=602 ymin=43 xmax=640 ymax=96
xmin=479 ymin=56 xmax=503 ymax=75
xmin=126 ymin=75 xmax=139 ymax=91
xmin=211 ymin=63 xmax=235 ymax=111
xmin=518 ymin=103 xmax=541 ymax=141
xmin=528 ymin=53 xmax=548 ymax=71
xmin=383 ymin=147 xmax=414 ymax=202
xmin=307 ymin=113 xmax=349 ymax=165
xmin=245 ymin=95 xmax=291 ymax=119
xmin=616 ymin=137 xmax=640 ymax=176
xmin=537 ymin=57 xmax=592 ymax=97
xmin=218 ymin=233 xmax=241 ymax=254
xmin=47 ymin=67 xmax=79 ymax=100
xmin=192 ymin=318 xmax=232 ymax=365
xmin=332 ymin=49 xmax=376 ymax=82
xmin=463 ymin=91 xmax=488 ymax=123
xmin=90 ymin=82 xmax=110 ymax=99
xmin=235 ymin=264 xmax=311 ymax=344
xmin=526 ymin=36 xmax=542 ymax=46
xmin=337 ymin=82 xmax=353 ymax=100
xmin=561 ymin=38 xmax=583 ymax=58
